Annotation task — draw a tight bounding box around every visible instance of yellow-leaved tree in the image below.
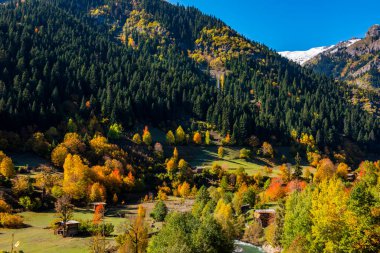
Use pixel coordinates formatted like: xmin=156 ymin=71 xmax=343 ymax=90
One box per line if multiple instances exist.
xmin=118 ymin=204 xmax=149 ymax=253
xmin=314 ymin=158 xmax=336 ymax=183
xmin=63 ymin=154 xmax=91 ymax=200
xmin=178 ymin=182 xmax=191 ymax=198
xmin=166 ymin=130 xmax=175 ymax=145
xmin=51 ymin=144 xmax=69 ymax=167
xmin=175 ymin=126 xmax=185 ymax=144
xmin=89 ymin=182 xmax=106 ymax=202
xmin=214 ymin=199 xmax=237 ymax=240
xmin=310 ymin=179 xmax=352 ymax=252
xmin=0 ymin=154 xmax=15 ymax=179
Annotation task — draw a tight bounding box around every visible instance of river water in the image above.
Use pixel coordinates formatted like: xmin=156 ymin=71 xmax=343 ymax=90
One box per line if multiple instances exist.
xmin=234 ymin=240 xmax=264 ymax=253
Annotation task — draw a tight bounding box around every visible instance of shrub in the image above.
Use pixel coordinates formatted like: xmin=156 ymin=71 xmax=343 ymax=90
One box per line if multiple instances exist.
xmin=0 ymin=199 xmax=11 ymax=213
xmin=79 ymin=220 xmax=114 ymax=236
xmin=150 ymin=201 xmax=168 ymax=222
xmin=239 ymin=148 xmax=251 ymax=159
xmin=51 ymin=185 xmax=64 ymax=199
xmin=19 ymin=196 xmax=41 ymax=211
xmin=132 ymin=133 xmax=142 ymax=144
xmin=107 ymin=123 xmax=123 ymax=140
xmin=243 ymin=220 xmax=263 ymax=245
xmin=12 ymin=176 xmax=33 ymax=197
xmin=0 ymin=213 xmax=24 ymax=228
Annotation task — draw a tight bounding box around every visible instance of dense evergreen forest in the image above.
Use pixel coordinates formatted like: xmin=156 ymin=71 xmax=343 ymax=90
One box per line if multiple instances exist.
xmin=0 ymin=1 xmax=380 ymax=253
xmin=0 ymin=0 xmax=378 ymax=151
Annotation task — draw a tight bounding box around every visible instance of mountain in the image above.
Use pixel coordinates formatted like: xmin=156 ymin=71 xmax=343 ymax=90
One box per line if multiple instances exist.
xmin=305 ymin=25 xmax=380 ymax=89
xmin=281 ymin=25 xmax=380 ymax=90
xmin=279 ymin=39 xmax=361 ymax=66
xmin=279 ymin=45 xmax=335 ymax=65
xmin=0 ymin=0 xmax=378 ymax=149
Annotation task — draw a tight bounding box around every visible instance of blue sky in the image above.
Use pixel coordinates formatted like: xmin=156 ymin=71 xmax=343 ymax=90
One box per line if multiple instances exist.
xmin=168 ymin=0 xmax=380 ymax=51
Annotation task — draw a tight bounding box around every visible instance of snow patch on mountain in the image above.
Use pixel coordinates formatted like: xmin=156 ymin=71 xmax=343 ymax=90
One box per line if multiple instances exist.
xmin=279 ymin=46 xmax=334 ymax=65
xmin=279 ymin=39 xmax=362 ymax=66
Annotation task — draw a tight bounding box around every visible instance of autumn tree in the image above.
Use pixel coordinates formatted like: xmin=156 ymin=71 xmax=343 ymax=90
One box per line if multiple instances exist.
xmin=142 ymin=126 xmax=152 ymax=146
xmin=166 ymin=158 xmax=177 ymax=174
xmin=261 ymin=142 xmax=274 ymax=158
xmin=310 ymin=179 xmax=351 ymax=252
xmin=266 ymin=178 xmax=287 ymax=201
xmin=165 ymin=130 xmax=175 ymax=145
xmin=89 ymin=232 xmax=110 ymax=253
xmin=232 ymin=184 xmax=248 ymax=215
xmin=279 ymin=164 xmax=291 ymax=183
xmin=93 ymin=204 xmax=105 ymax=224
xmin=132 ymin=133 xmax=142 ymax=144
xmin=107 ymin=123 xmax=123 ymax=140
xmin=205 ymin=130 xmax=211 ymax=145
xmin=63 ymin=154 xmax=91 ymax=200
xmin=117 ymin=205 xmax=149 ymax=253
xmin=55 ymin=195 xmax=74 ymax=224
xmin=63 ymin=133 xmax=86 ymax=154
xmin=173 ymin=147 xmax=179 ymax=160
xmin=218 ymin=146 xmax=224 ymax=158
xmin=307 ymin=152 xmax=321 ymax=167
xmin=178 ymin=159 xmax=188 ymax=170
xmin=12 ymin=176 xmax=32 ymax=196
xmin=89 ymin=135 xmax=115 ymax=157
xmin=336 ymin=162 xmax=349 ymax=180
xmin=175 ymin=126 xmax=185 ymax=144
xmin=34 ymin=166 xmax=58 ymax=199
xmin=89 ymin=183 xmax=106 ymax=202
xmin=51 ymin=144 xmax=69 ymax=167
xmin=214 ymin=199 xmax=237 ymax=240
xmin=0 ymin=156 xmax=15 ymax=178
xmin=193 ymin=132 xmax=202 ymax=144
xmin=178 ymin=181 xmax=191 ymax=198
xmin=314 ymin=158 xmax=336 ymax=183
xmin=223 ymin=133 xmax=231 ymax=145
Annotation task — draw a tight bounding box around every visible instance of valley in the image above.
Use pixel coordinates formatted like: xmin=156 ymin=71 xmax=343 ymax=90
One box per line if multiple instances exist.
xmin=0 ymin=0 xmax=379 ymax=253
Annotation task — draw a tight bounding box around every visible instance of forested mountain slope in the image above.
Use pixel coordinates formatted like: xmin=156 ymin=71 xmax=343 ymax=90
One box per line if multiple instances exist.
xmin=0 ymin=0 xmax=378 ymax=150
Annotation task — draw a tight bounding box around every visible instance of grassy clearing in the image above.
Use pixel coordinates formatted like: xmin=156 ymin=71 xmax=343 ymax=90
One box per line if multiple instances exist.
xmin=175 ymin=145 xmax=273 ymax=176
xmin=0 ymin=197 xmax=193 ymax=253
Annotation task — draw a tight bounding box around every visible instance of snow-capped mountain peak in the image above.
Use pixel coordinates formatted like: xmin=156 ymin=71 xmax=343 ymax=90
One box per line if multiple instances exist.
xmin=279 ymin=46 xmax=334 ymax=65
xmin=279 ymin=38 xmax=362 ymax=65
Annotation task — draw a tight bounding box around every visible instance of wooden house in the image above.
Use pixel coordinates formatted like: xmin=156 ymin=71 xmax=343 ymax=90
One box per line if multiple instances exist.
xmin=254 ymin=209 xmax=276 ymax=227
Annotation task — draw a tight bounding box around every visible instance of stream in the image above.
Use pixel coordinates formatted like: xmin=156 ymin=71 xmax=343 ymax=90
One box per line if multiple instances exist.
xmin=234 ymin=240 xmax=264 ymax=253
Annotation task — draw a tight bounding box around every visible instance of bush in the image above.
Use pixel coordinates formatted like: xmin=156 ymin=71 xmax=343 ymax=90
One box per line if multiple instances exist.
xmin=243 ymin=220 xmax=263 ymax=245
xmin=51 ymin=185 xmax=64 ymax=199
xmin=239 ymin=148 xmax=251 ymax=159
xmin=0 ymin=213 xmax=24 ymax=228
xmin=107 ymin=123 xmax=123 ymax=140
xmin=79 ymin=220 xmax=114 ymax=236
xmin=0 ymin=200 xmax=11 ymax=213
xmin=19 ymin=196 xmax=41 ymax=211
xmin=150 ymin=201 xmax=168 ymax=222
